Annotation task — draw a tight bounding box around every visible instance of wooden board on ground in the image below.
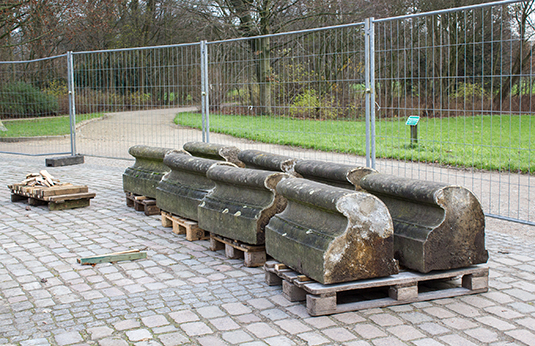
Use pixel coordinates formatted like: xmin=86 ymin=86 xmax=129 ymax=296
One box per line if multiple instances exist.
xmin=78 ymin=249 xmax=146 ymax=265
xmin=125 ymin=192 xmax=160 ymax=216
xmin=161 ymin=211 xmax=209 ymax=241
xmin=9 ymin=183 xmax=95 ymax=211
xmin=210 ymin=233 xmax=266 ymax=267
xmin=264 ymin=260 xmax=489 ymax=316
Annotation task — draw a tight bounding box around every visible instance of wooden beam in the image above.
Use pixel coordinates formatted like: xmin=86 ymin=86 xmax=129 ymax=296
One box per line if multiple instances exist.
xmin=78 ymin=249 xmax=147 ymax=265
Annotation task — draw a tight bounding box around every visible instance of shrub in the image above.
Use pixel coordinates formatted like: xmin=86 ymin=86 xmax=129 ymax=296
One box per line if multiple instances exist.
xmin=0 ymin=81 xmax=59 ymax=118
xmin=289 ymin=89 xmax=341 ymax=120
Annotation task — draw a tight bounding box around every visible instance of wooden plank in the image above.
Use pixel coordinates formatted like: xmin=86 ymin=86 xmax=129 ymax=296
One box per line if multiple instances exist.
xmin=46 ymin=192 xmax=96 ymax=202
xmin=49 ymin=198 xmax=91 ymax=211
xmin=161 ymin=211 xmax=173 ymax=227
xmin=310 ymin=287 xmax=487 ymax=316
xmin=39 ymin=185 xmax=85 ymax=197
xmin=211 ymin=233 xmax=266 ymax=267
xmin=78 ymin=250 xmax=146 ymax=265
xmin=28 ymin=198 xmax=47 ymax=206
xmin=298 ymin=266 xmax=488 ymax=295
xmin=11 ymin=194 xmax=27 ymax=202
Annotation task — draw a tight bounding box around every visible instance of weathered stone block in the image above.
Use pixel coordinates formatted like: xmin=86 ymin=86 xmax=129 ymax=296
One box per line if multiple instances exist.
xmin=295 ymin=160 xmax=376 ymax=189
xmin=183 ymin=142 xmax=245 ymax=167
xmin=266 ymin=178 xmax=398 ymax=285
xmin=238 ymin=149 xmax=299 ymax=174
xmin=198 ymin=165 xmax=291 ymax=245
xmin=358 ymin=173 xmax=489 ymax=273
xmin=295 ymin=159 xmax=489 ymax=273
xmin=156 ymin=152 xmax=235 ymax=221
xmin=123 ymin=145 xmax=182 ymax=198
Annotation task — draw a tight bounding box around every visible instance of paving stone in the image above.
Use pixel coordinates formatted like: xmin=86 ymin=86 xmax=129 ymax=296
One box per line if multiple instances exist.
xmin=180 ymin=321 xmax=213 ymax=336
xmin=474 ymin=316 xmax=515 ymax=331
xmin=297 ymin=332 xmax=331 ymax=346
xmin=464 ymin=327 xmax=499 ymax=343
xmin=221 ymin=303 xmax=252 ymax=316
xmin=126 ymin=329 xmax=153 ymax=342
xmin=321 ymin=327 xmax=357 ymax=342
xmin=196 ymin=306 xmax=226 ymax=319
xmin=371 ymin=336 xmax=407 ymax=346
xmin=209 ymin=317 xmax=241 ymax=331
xmin=197 ymin=336 xmax=228 ymax=346
xmin=55 ymin=332 xmax=83 ymax=345
xmin=505 ymin=330 xmax=535 ymax=346
xmin=114 ymin=319 xmax=141 ymax=331
xmin=246 ymin=298 xmax=274 ymax=310
xmin=87 ymin=326 xmax=114 ymax=340
xmin=259 ymin=336 xmax=294 ymax=346
xmin=412 ymin=339 xmax=445 ymax=346
xmin=441 ymin=317 xmax=478 ymax=330
xmin=222 ymin=330 xmax=254 ymax=344
xmin=386 ymin=325 xmax=426 ymax=341
xmin=418 ymin=322 xmax=451 ymax=335
xmin=141 ymin=315 xmax=170 ymax=328
xmin=98 ymin=338 xmax=129 ymax=346
xmin=332 ymin=312 xmax=365 ymax=324
xmin=353 ymin=324 xmax=387 ymax=339
xmin=246 ymin=322 xmax=279 ymax=338
xmin=369 ymin=313 xmax=404 ymax=326
xmin=438 ymin=334 xmax=479 ymax=346
xmin=167 ymin=310 xmax=198 ymax=324
xmin=274 ymin=319 xmax=311 ymax=334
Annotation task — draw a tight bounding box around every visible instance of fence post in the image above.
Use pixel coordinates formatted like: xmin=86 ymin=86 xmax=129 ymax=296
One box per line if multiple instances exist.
xmin=67 ymin=51 xmax=77 ymax=155
xmin=364 ymin=18 xmax=376 ymax=169
xmin=200 ymin=41 xmax=210 ymax=143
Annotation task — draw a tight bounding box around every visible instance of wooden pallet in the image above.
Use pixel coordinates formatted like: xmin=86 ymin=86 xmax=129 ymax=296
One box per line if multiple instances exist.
xmin=8 ymin=183 xmax=96 ymax=211
xmin=210 ymin=234 xmax=266 ymax=267
xmin=161 ymin=211 xmax=209 ymax=241
xmin=125 ymin=192 xmax=160 ymax=216
xmin=264 ymin=261 xmax=489 ymax=316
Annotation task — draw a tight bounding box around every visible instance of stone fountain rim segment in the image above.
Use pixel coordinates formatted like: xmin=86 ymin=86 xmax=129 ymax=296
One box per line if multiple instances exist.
xmin=238 ymin=149 xmax=299 ymax=173
xmin=206 ymin=165 xmax=288 ymax=191
xmin=128 ymin=145 xmax=182 ymax=161
xmin=163 ymin=151 xmax=237 ymax=175
xmin=266 ymin=177 xmax=397 ymax=284
xmin=182 ymin=141 xmax=245 ymax=167
xmin=359 ymin=172 xmax=484 ymax=206
xmin=295 ymin=159 xmax=377 ymax=189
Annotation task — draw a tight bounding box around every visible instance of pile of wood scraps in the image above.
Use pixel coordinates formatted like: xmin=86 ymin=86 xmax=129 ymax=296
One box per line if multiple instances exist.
xmin=19 ymin=170 xmax=60 ymax=187
xmin=8 ymin=170 xmax=96 ymax=211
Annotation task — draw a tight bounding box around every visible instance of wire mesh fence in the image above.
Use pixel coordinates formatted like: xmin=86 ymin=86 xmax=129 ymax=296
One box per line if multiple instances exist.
xmin=182 ymin=23 xmax=370 ymax=163
xmin=373 ymin=1 xmax=533 ymax=224
xmin=71 ymin=44 xmax=203 ymax=158
xmin=0 ymin=55 xmax=72 ymax=156
xmin=0 ymin=0 xmax=532 ymax=224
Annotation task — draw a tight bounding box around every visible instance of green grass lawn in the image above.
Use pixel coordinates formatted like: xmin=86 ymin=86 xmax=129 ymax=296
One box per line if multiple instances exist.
xmin=0 ymin=113 xmax=105 ymax=138
xmin=175 ymin=112 xmax=534 ymax=173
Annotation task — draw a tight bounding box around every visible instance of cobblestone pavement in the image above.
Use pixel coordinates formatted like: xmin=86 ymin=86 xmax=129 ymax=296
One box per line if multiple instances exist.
xmin=1 ymin=154 xmax=534 ymax=346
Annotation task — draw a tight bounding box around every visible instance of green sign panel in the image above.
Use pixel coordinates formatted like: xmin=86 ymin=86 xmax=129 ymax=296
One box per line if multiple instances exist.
xmin=406 ymin=116 xmax=420 ymax=126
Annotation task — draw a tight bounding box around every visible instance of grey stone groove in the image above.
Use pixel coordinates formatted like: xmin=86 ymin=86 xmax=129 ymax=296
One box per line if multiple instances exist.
xmin=1 ymin=153 xmax=534 ymax=346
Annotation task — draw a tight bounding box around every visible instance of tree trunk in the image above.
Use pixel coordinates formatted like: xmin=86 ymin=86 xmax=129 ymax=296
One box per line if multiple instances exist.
xmin=255 ymin=36 xmax=272 ymax=115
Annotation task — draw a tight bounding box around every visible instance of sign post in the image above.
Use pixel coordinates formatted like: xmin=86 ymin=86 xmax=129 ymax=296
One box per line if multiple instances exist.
xmin=405 ymin=116 xmax=420 ymax=145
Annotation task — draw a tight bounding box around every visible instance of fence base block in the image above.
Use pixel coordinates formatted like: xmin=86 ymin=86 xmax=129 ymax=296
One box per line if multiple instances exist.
xmin=45 ymin=155 xmax=84 ymax=167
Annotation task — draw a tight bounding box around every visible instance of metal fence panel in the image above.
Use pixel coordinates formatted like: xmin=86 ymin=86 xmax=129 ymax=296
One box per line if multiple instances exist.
xmin=187 ymin=24 xmax=369 ymax=164
xmin=0 ymin=0 xmax=531 ymax=224
xmin=373 ymin=1 xmax=533 ymax=224
xmin=71 ymin=44 xmax=203 ymax=159
xmin=0 ymin=55 xmax=72 ymax=156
